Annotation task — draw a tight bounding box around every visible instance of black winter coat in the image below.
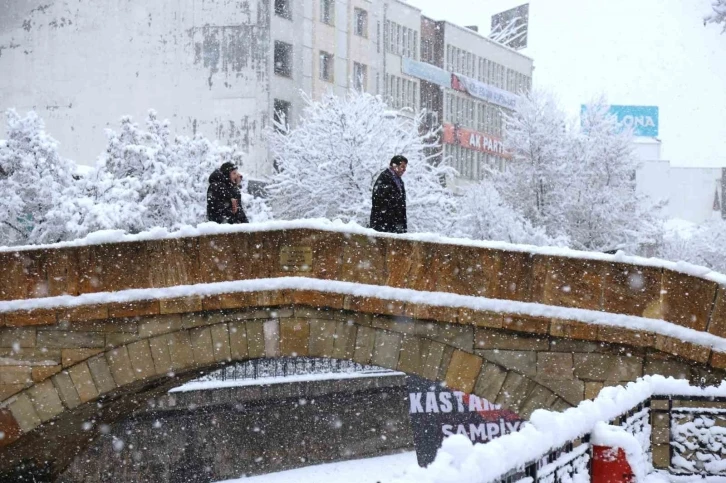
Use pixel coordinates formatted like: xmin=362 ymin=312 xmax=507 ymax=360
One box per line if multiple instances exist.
xmin=206 ymin=169 xmax=249 ymax=224
xmin=370 ymin=169 xmax=407 ymax=233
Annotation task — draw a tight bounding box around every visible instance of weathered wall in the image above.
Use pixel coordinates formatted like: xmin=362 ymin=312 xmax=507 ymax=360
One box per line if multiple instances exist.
xmin=58 ymin=376 xmax=412 ymax=483
xmin=0 ymin=0 xmax=271 ymax=175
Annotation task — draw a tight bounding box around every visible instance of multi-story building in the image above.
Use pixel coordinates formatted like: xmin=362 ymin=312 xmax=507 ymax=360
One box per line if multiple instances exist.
xmin=0 ymin=0 xmax=533 ymax=181
xmin=402 ymin=18 xmax=534 ymax=185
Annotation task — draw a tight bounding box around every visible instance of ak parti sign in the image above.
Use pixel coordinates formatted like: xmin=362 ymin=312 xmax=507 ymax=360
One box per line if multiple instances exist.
xmin=406 ymin=375 xmax=524 ymax=467
xmin=442 ymin=123 xmax=510 ymax=158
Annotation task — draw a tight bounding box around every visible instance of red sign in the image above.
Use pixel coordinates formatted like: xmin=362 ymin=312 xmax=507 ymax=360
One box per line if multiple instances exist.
xmin=442 ymin=123 xmax=510 ymax=158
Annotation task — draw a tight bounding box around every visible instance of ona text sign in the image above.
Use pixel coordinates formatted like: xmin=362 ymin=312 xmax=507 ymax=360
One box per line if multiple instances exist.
xmin=279 ymin=246 xmax=313 ymax=272
xmin=581 ymin=104 xmax=659 ymax=137
xmin=406 ymin=375 xmax=524 ymax=467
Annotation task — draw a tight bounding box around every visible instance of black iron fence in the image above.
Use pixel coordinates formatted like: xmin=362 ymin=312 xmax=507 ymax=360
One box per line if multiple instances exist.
xmin=494 ymin=401 xmax=651 ymax=483
xmin=206 ymin=357 xmax=395 ymax=382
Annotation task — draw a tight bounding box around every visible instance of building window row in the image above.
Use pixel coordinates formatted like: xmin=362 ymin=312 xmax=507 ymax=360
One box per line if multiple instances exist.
xmin=274 ymin=41 xmax=293 ymax=78
xmin=354 ymin=8 xmax=368 ymax=38
xmin=505 ymin=68 xmax=531 ymax=94
xmin=353 ymin=62 xmax=368 ymax=92
xmin=275 ymin=0 xmax=292 ymax=20
xmin=446 ymin=45 xmax=531 ymax=94
xmin=446 ymin=45 xmax=476 ymax=78
xmin=386 ymin=74 xmax=418 ymax=111
xmin=446 ymin=92 xmax=506 ymax=138
xmin=445 ymin=144 xmax=503 ymax=181
xmin=321 ymin=0 xmax=334 ymax=25
xmin=320 ymin=51 xmax=334 ymax=82
xmin=273 ymin=99 xmax=292 ymax=132
xmin=384 ymin=20 xmax=418 ymax=60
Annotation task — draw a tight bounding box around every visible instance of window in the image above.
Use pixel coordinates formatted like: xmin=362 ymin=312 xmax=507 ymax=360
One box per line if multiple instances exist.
xmin=353 ymin=62 xmax=367 ymax=92
xmin=319 ymin=51 xmax=334 ymax=82
xmin=273 ymin=99 xmax=291 ymax=132
xmin=274 ymin=41 xmax=293 ymax=77
xmin=274 ymin=0 xmax=291 ymax=20
xmin=354 ymin=8 xmax=368 ymax=37
xmin=321 ymin=0 xmax=334 ymax=25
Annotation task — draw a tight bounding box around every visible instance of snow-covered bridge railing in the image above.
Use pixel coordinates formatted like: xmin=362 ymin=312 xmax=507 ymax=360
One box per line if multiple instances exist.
xmin=394 ymin=376 xmax=726 ymax=483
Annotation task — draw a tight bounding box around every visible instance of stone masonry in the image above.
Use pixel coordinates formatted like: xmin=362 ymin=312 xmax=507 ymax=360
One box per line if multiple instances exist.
xmin=1 ymin=227 xmax=726 ymax=478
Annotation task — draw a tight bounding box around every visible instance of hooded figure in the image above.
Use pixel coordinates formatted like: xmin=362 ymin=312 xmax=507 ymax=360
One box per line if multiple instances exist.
xmin=207 ymin=162 xmax=249 ymax=224
xmin=370 ymin=155 xmax=408 ymax=233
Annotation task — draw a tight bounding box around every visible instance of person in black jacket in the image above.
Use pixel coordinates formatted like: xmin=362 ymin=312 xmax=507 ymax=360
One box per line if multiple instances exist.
xmin=370 ymin=155 xmax=408 ymax=233
xmin=207 ymin=162 xmax=249 ymax=224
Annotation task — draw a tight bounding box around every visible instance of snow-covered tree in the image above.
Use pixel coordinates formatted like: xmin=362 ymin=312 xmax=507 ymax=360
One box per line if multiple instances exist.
xmin=659 ymin=220 xmax=726 ymax=273
xmin=495 ymin=92 xmax=662 ymax=253
xmin=267 ymin=91 xmax=457 ymax=233
xmin=450 ymin=179 xmax=568 ymax=246
xmin=569 ymin=100 xmax=662 ymax=252
xmin=494 ymin=90 xmax=572 ymax=237
xmin=0 ymin=110 xmax=76 ymax=245
xmin=45 ymin=110 xmax=270 ymax=240
xmin=705 ymin=0 xmax=726 ymax=33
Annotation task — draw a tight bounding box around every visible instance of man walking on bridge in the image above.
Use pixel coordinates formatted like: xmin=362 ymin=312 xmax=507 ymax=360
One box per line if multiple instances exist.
xmin=370 ymin=155 xmax=408 ymax=233
xmin=207 ymin=162 xmax=249 ymax=224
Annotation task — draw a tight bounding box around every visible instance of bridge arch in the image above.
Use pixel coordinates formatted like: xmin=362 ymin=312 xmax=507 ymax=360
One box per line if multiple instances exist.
xmin=2 ymin=224 xmax=726 ymax=477
xmin=1 ymin=288 xmax=725 ymax=478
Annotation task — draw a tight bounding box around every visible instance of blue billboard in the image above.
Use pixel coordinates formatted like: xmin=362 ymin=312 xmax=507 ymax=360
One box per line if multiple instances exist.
xmin=581 ymin=105 xmax=659 ymax=137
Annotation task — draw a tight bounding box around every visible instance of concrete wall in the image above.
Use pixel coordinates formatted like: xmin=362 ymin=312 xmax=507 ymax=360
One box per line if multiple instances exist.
xmin=57 ymin=376 xmax=412 ymax=483
xmin=0 ymin=0 xmax=272 ymax=175
xmin=636 ymin=160 xmax=723 ymax=224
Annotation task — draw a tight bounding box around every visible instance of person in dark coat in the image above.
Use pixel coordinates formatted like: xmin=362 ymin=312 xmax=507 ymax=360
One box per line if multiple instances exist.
xmin=370 ymin=155 xmax=408 ymax=233
xmin=207 ymin=162 xmax=249 ymax=224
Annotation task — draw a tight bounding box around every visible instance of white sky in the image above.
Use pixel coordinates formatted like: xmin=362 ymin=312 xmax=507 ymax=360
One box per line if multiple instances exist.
xmin=406 ymin=0 xmax=726 ymax=167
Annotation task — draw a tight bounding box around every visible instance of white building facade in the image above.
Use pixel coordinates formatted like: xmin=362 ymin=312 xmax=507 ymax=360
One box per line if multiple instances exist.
xmin=0 ymin=0 xmax=534 ymax=180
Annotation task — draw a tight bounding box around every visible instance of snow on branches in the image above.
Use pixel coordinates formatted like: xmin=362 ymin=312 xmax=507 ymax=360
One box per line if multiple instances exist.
xmin=267 ymin=90 xmax=458 ymax=234
xmin=43 ymin=111 xmax=269 ymax=241
xmin=496 ymin=91 xmax=662 ymax=253
xmin=0 ymin=110 xmax=76 ymax=245
xmin=705 ymin=0 xmax=726 ymax=33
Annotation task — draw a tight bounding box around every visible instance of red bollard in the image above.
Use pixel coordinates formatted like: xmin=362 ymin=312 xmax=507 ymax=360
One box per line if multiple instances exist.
xmin=591 ymin=445 xmax=635 ymax=483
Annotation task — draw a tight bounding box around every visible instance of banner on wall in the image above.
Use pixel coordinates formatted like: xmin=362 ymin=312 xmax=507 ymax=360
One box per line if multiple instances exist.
xmin=406 ymin=375 xmax=524 ymax=467
xmin=402 ymin=58 xmax=452 ymax=88
xmin=442 ymin=123 xmax=510 ymax=158
xmin=451 ymin=74 xmax=519 ymax=110
xmin=580 ymin=104 xmax=659 ymax=137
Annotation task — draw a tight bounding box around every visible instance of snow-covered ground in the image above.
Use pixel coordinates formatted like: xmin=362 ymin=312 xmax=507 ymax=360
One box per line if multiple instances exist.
xmin=170 ymin=370 xmax=403 ymax=393
xmin=213 ymin=451 xmax=418 ymax=483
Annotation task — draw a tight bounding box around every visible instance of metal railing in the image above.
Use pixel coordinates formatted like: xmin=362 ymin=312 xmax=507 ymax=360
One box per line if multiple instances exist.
xmin=494 ymin=401 xmax=651 ymax=483
xmin=202 ymin=357 xmax=395 ymax=382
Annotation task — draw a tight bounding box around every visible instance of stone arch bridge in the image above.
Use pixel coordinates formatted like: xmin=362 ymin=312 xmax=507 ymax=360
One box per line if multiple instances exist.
xmin=1 ymin=224 xmax=726 ymax=478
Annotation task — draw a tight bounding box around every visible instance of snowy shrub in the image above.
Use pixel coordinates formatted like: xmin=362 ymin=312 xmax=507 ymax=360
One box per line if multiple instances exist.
xmin=658 ymin=219 xmax=726 ymax=273
xmin=0 ymin=110 xmax=76 ymax=245
xmin=45 ymin=111 xmax=270 ymax=239
xmin=267 ymin=90 xmax=458 ymax=234
xmin=497 ymin=92 xmax=663 ymax=253
xmin=450 ymin=179 xmax=568 ymax=246
xmin=706 ymin=0 xmax=726 ymax=33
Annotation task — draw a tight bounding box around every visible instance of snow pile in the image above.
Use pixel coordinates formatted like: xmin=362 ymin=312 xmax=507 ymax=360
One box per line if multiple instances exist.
xmin=591 ymin=422 xmax=648 ymax=482
xmin=391 ymin=376 xmax=726 ymax=483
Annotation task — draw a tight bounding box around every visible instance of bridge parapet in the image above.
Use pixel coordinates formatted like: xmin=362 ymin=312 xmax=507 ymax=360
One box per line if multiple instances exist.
xmin=1 ymin=223 xmax=726 ymax=336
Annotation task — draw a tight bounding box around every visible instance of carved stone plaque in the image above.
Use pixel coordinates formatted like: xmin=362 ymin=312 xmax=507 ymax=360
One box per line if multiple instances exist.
xmin=279 ymin=246 xmax=313 ymax=272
